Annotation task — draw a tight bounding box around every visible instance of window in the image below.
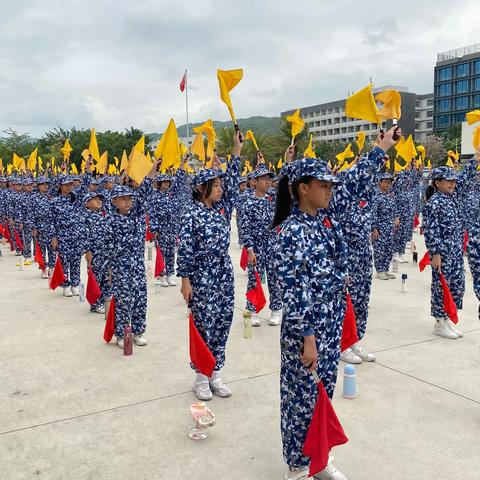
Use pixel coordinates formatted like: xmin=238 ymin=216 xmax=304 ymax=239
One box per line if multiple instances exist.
xmin=455 ymin=96 xmax=469 ymax=110
xmin=427 ymin=121 xmax=433 ymax=129
xmin=437 ymin=115 xmax=449 ymax=127
xmin=474 ymin=78 xmax=480 ymax=91
xmin=427 ymin=110 xmax=433 ymax=117
xmin=455 ymin=112 xmax=466 ymax=123
xmin=438 ymin=67 xmax=452 ymax=81
xmin=427 ymin=99 xmax=433 ymax=106
xmin=438 ymin=83 xmax=451 ymax=96
xmin=475 ymin=60 xmax=480 ymax=74
xmin=415 ymin=101 xmax=420 ymax=107
xmin=415 ymin=111 xmax=421 ymax=119
xmin=456 ymin=63 xmax=469 ymax=78
xmin=473 ymin=94 xmax=480 ymax=108
xmin=456 ymin=80 xmax=469 ymax=94
xmin=415 ymin=123 xmax=420 ymax=129
xmin=437 ymin=99 xmax=450 ymax=112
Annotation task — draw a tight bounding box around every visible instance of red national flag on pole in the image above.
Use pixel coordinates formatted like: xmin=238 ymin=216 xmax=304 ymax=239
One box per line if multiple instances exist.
xmin=189 ymin=312 xmax=216 ymax=377
xmin=439 ymin=272 xmax=459 ymax=325
xmin=419 ymin=252 xmax=431 ymax=272
xmin=86 ymin=268 xmax=102 ymax=305
xmin=240 ymin=247 xmax=248 ymax=271
xmin=340 ymin=293 xmax=359 ymax=352
xmin=303 ymin=376 xmax=349 ymax=477
xmin=34 ymin=241 xmax=46 ymax=271
xmin=246 ymin=270 xmax=267 ymax=313
xmin=104 ymin=297 xmax=116 ymax=343
xmin=154 ymin=245 xmax=165 ymax=277
xmin=180 ymin=71 xmax=187 ymax=92
xmin=49 ymin=256 xmax=65 ymax=290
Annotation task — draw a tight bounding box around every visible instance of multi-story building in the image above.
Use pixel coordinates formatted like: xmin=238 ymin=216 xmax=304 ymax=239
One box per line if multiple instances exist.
xmin=281 ymin=86 xmax=431 ymax=144
xmin=414 ymin=93 xmax=434 ymax=143
xmin=433 ymin=43 xmax=480 ymax=134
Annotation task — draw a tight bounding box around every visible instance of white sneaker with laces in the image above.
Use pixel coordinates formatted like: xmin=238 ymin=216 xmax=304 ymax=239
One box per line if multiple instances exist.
xmin=209 ymin=370 xmax=232 ymax=398
xmin=133 ymin=334 xmax=148 ymax=346
xmin=41 ymin=270 xmax=48 ymax=279
xmin=116 ymin=337 xmax=124 ymax=349
xmin=398 ymin=254 xmax=409 ymax=263
xmin=433 ymin=318 xmax=457 ymax=339
xmin=284 ymin=467 xmax=311 ymax=480
xmin=193 ymin=373 xmax=213 ymax=401
xmin=375 ymin=272 xmax=389 ymax=280
xmin=313 ymin=457 xmax=348 ymax=480
xmin=351 ymin=343 xmax=376 ymax=362
xmin=250 ymin=313 xmax=260 ymax=327
xmin=269 ymin=309 xmax=282 ymax=326
xmin=63 ymin=287 xmax=73 ymax=297
xmin=95 ymin=305 xmax=105 ymax=314
xmin=340 ymin=348 xmax=362 ymax=364
xmin=445 ymin=318 xmax=463 ymax=338
xmin=166 ymin=275 xmax=177 ymax=286
xmin=156 ymin=276 xmax=169 ymax=287
xmin=71 ymin=286 xmax=80 ymax=296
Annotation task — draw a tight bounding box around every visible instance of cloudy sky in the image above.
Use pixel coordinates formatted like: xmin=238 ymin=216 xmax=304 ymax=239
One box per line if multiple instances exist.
xmin=1 ymin=0 xmax=479 ymax=137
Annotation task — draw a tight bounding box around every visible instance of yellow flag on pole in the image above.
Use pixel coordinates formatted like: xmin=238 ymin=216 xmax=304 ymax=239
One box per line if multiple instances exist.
xmin=154 ymin=119 xmax=181 ymax=172
xmin=286 ymin=109 xmax=305 ymax=140
xmin=336 ymin=144 xmax=355 ymax=164
xmin=466 ymin=110 xmax=480 ymax=125
xmin=375 ymin=89 xmax=402 ymax=120
xmin=61 ymin=139 xmax=73 ymax=160
xmin=473 ymin=126 xmax=480 ymax=151
xmin=0 ymin=158 xmax=3 ymax=174
xmin=71 ymin=163 xmax=78 ymax=174
xmin=134 ymin=135 xmax=145 ymax=154
xmin=127 ymin=149 xmax=153 ymax=184
xmin=396 ymin=135 xmax=417 ymax=163
xmin=97 ymin=151 xmax=108 ymax=174
xmin=356 ymin=132 xmax=366 ymax=153
xmin=303 ymin=135 xmax=315 ymax=158
xmin=13 ymin=153 xmax=26 ymax=172
xmin=88 ymin=128 xmax=100 ymax=162
xmin=27 ymin=148 xmax=38 ymax=170
xmin=179 ymin=142 xmax=188 ymax=157
xmin=244 ymin=130 xmax=259 ymax=151
xmin=191 ymin=133 xmax=206 ymax=162
xmin=345 ymin=84 xmax=381 ymax=124
xmin=217 ymin=68 xmax=243 ymax=122
xmin=119 ymin=150 xmax=129 ymax=173
xmin=416 ymin=145 xmax=426 ymax=162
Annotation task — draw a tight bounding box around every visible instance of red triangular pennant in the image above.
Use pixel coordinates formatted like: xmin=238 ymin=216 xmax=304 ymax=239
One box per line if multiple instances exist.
xmin=104 ymin=297 xmax=116 ymax=343
xmin=145 ymin=214 xmax=154 ymax=242
xmin=13 ymin=228 xmax=23 ymax=251
xmin=34 ymin=241 xmax=46 ymax=271
xmin=419 ymin=252 xmax=431 ymax=272
xmin=246 ymin=270 xmax=267 ymax=313
xmin=413 ymin=214 xmax=420 ymax=229
xmin=49 ymin=256 xmax=65 ymax=290
xmin=340 ymin=293 xmax=359 ymax=351
xmin=439 ymin=272 xmax=459 ymax=325
xmin=240 ymin=247 xmax=248 ymax=271
xmin=189 ymin=312 xmax=216 ymax=377
xmin=86 ymin=268 xmax=102 ymax=305
xmin=154 ymin=245 xmax=165 ymax=277
xmin=303 ymin=379 xmax=349 ymax=477
xmin=463 ymin=231 xmax=469 ymax=253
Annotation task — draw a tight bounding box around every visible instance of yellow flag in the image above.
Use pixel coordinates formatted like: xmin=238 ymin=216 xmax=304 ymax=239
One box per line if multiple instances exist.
xmin=71 ymin=163 xmax=78 ymax=174
xmin=466 ymin=110 xmax=480 ymax=125
xmin=89 ymin=128 xmax=100 ymax=162
xmin=0 ymin=158 xmax=3 ymax=174
xmin=328 ymin=159 xmax=334 ymax=170
xmin=97 ymin=151 xmax=108 ymax=174
xmin=38 ymin=156 xmax=43 ymax=172
xmin=356 ymin=132 xmax=366 ymax=152
xmin=193 ymin=119 xmax=216 ymax=155
xmin=473 ymin=126 xmax=480 ymax=151
xmin=13 ymin=153 xmax=26 ymax=172
xmin=446 ymin=157 xmax=455 ymax=167
xmin=416 ymin=145 xmax=426 ymax=162
xmin=217 ymin=68 xmax=243 ymax=122
xmin=394 ymin=160 xmax=406 ymax=172
xmin=27 ymin=148 xmax=38 ymax=170
xmin=61 ymin=139 xmax=73 ymax=160
xmin=345 ymin=84 xmax=381 ymax=124
xmin=375 ymin=89 xmax=402 ymax=120
xmin=154 ymin=119 xmax=181 ymax=172
xmin=385 ymin=159 xmax=391 ymax=170
xmin=244 ymin=130 xmax=259 ymax=151
xmin=114 ymin=156 xmax=119 ymax=167
xmin=81 ymin=160 xmax=86 ymax=173
xmin=127 ymin=149 xmax=153 ymax=184
xmin=119 ymin=150 xmax=129 ymax=172
xmin=336 ymin=144 xmax=354 ymax=164
xmin=108 ymin=163 xmax=117 ymax=175
xmin=303 ymin=135 xmax=315 ymax=158
xmin=7 ymin=164 xmax=13 ymax=175
xmin=396 ymin=135 xmax=417 ymax=162
xmin=286 ymin=109 xmax=305 ymax=139
xmin=427 ymin=159 xmax=432 ymax=169
xmin=179 ymin=142 xmax=188 ymax=157
xmin=277 ymin=158 xmax=283 ymax=170
xmin=134 ymin=135 xmax=145 ymax=154
xmin=447 ymin=150 xmax=459 ymax=161
xmin=191 ymin=132 xmax=206 ymax=162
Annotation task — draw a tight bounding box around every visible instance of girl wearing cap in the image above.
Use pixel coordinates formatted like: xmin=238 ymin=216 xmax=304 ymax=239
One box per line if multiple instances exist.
xmin=19 ymin=178 xmax=36 ymax=265
xmin=273 ymin=128 xmax=399 ymax=480
xmin=149 ymin=156 xmax=189 ymax=287
xmin=242 ymin=153 xmax=282 ymax=326
xmin=371 ymin=173 xmax=400 ymax=281
xmin=423 ymin=149 xmax=480 ymax=339
xmin=177 ymin=131 xmax=242 ymax=401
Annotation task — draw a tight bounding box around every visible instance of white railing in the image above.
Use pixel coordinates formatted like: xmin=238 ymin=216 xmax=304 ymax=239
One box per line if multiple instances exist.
xmin=437 ymin=44 xmax=480 ymax=61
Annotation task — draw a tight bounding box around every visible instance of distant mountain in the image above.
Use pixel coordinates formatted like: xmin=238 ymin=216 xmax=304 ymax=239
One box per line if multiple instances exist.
xmin=147 ymin=115 xmax=282 ymax=141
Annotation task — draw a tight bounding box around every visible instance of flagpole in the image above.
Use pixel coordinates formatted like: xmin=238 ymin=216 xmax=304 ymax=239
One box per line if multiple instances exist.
xmin=185 ymin=69 xmax=190 ymax=148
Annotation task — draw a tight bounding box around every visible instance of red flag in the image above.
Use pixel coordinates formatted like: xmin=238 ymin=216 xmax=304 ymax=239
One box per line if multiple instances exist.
xmin=154 ymin=245 xmax=165 ymax=277
xmin=3 ymin=224 xmax=10 ymax=241
xmin=180 ymin=72 xmax=187 ymax=92
xmin=104 ymin=297 xmax=116 ymax=343
xmin=340 ymin=293 xmax=359 ymax=351
xmin=86 ymin=268 xmax=102 ymax=305
xmin=145 ymin=215 xmax=154 ymax=242
xmin=0 ymin=224 xmax=4 ymax=236
xmin=240 ymin=247 xmax=248 ymax=271
xmin=413 ymin=214 xmax=420 ymax=228
xmin=246 ymin=270 xmax=267 ymax=313
xmin=439 ymin=272 xmax=459 ymax=325
xmin=13 ymin=228 xmax=23 ymax=251
xmin=463 ymin=231 xmax=469 ymax=253
xmin=49 ymin=256 xmax=65 ymax=290
xmin=34 ymin=241 xmax=46 ymax=271
xmin=419 ymin=252 xmax=431 ymax=272
xmin=303 ymin=378 xmax=349 ymax=477
xmin=189 ymin=312 xmax=216 ymax=376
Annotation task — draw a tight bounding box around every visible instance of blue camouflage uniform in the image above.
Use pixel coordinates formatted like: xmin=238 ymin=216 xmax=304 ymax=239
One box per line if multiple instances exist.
xmin=465 ymin=179 xmax=480 ymax=305
xmin=104 ymin=181 xmax=153 ymax=338
xmin=5 ymin=179 xmax=23 ymax=254
xmin=177 ymin=156 xmax=240 ymax=371
xmin=234 ymin=176 xmax=249 ymax=246
xmin=423 ymin=160 xmax=477 ymax=319
xmin=19 ymin=178 xmax=35 ymax=259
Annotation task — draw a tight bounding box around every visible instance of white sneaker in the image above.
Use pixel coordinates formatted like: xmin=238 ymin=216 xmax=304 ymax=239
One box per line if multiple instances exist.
xmin=63 ymin=287 xmax=73 ymax=297
xmin=351 ymin=343 xmax=376 ymax=362
xmin=155 ymin=276 xmax=169 ymax=287
xmin=284 ymin=467 xmax=311 ymax=480
xmin=48 ymin=268 xmax=53 ymax=277
xmin=375 ymin=272 xmax=389 ymax=280
xmin=386 ymin=272 xmax=396 ymax=279
xmin=71 ymin=286 xmax=80 ymax=296
xmin=166 ymin=275 xmax=177 ymax=286
xmin=398 ymin=254 xmax=409 ymax=263
xmin=133 ymin=334 xmax=148 ymax=346
xmin=340 ymin=348 xmax=362 ymax=364
xmin=41 ymin=270 xmax=48 ymax=279
xmin=95 ymin=305 xmax=105 ymax=314
xmin=445 ymin=318 xmax=463 ymax=338
xmin=250 ymin=313 xmax=260 ymax=327
xmin=314 ymin=457 xmax=348 ymax=480
xmin=269 ymin=309 xmax=282 ymax=326
xmin=209 ymin=371 xmax=232 ymax=398
xmin=116 ymin=337 xmax=124 ymax=349
xmin=433 ymin=318 xmax=458 ymax=339
xmin=193 ymin=373 xmax=213 ymax=401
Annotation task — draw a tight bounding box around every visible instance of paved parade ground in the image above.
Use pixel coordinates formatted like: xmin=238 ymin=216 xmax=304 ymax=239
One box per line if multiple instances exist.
xmin=0 ymin=228 xmax=479 ymax=480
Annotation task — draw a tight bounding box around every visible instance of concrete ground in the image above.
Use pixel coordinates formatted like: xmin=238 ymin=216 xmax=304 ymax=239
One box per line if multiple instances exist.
xmin=0 ymin=227 xmax=479 ymax=480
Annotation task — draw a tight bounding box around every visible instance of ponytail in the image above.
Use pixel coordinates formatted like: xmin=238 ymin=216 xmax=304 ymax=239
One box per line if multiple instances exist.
xmin=425 ymin=184 xmax=436 ymax=202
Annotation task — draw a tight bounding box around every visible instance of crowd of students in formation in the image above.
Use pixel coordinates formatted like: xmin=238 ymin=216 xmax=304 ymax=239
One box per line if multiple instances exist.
xmin=1 ymin=126 xmax=480 ymax=480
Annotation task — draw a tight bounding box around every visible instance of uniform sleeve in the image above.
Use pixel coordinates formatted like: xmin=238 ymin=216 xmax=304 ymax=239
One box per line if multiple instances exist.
xmin=241 ymin=197 xmax=254 ymax=249
xmin=148 ymin=194 xmax=159 ymax=232
xmin=220 ymin=155 xmax=241 ymax=218
xmin=456 ymin=157 xmax=478 ymax=196
xmin=135 ymin=177 xmax=154 ymax=217
xmin=423 ymin=199 xmax=442 ymax=255
xmin=176 ymin=208 xmax=195 ymax=278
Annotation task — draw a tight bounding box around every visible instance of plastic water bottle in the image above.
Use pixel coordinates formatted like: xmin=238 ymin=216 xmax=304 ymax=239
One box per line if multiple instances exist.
xmin=146 ymin=264 xmax=153 ymax=279
xmin=19 ymin=256 xmax=24 ymax=271
xmin=147 ymin=244 xmax=152 ymax=261
xmin=124 ymin=325 xmax=133 ymax=356
xmin=343 ymin=364 xmax=357 ymax=399
xmin=392 ymin=257 xmax=399 ymax=273
xmin=401 ymin=273 xmax=408 ymax=292
xmin=79 ymin=283 xmax=86 ymax=303
xmin=243 ymin=312 xmax=252 ymax=339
